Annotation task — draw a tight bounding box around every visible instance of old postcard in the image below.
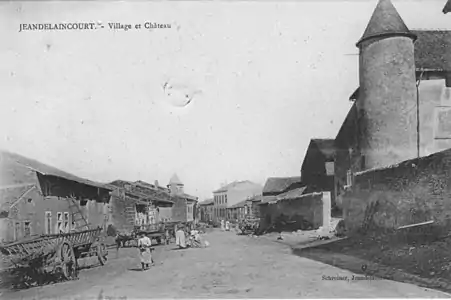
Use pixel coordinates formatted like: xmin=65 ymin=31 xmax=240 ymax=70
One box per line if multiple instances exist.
xmin=1 ymin=0 xmax=451 ymax=299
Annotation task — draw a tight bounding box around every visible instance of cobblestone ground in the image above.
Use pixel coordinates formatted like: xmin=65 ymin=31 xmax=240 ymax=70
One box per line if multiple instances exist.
xmin=2 ymin=229 xmax=450 ymax=299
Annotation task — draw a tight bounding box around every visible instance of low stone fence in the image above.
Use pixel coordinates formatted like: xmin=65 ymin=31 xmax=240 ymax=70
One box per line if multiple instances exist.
xmin=259 ymin=192 xmax=331 ymax=233
xmin=343 ymin=148 xmax=451 ymax=237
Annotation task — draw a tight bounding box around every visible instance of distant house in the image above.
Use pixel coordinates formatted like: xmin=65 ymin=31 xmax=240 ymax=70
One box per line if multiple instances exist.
xmin=228 ymin=194 xmax=262 ymax=221
xmin=212 ymin=180 xmax=262 ymax=222
xmin=107 ymin=179 xmax=174 ymax=231
xmin=0 ymin=151 xmax=112 ymax=243
xmin=300 ymin=139 xmax=336 ymax=210
xmin=444 ymin=0 xmax=451 ymax=13
xmin=198 ymin=199 xmax=214 ymax=222
xmin=228 ymin=200 xmax=247 ymax=221
xmin=259 ymin=177 xmax=305 ymax=230
xmin=262 ymin=177 xmax=302 ymax=197
xmin=167 ymin=174 xmax=198 ymax=223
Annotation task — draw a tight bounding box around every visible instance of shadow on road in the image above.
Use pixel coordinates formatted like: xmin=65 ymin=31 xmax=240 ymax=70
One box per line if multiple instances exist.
xmin=170 ymin=247 xmax=187 ymax=251
xmin=127 ymin=268 xmax=144 ymax=272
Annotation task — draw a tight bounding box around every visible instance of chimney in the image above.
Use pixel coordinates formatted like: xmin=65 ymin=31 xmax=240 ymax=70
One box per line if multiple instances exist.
xmin=154 ymin=180 xmax=159 ymax=189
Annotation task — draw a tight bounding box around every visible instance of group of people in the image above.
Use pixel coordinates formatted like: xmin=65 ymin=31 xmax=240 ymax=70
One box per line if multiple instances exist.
xmin=220 ymin=219 xmax=230 ymax=231
xmin=175 ymin=225 xmax=207 ymax=249
xmin=136 ymin=223 xmax=208 ymax=271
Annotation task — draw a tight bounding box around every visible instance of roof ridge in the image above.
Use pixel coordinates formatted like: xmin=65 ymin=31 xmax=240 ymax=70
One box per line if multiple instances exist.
xmin=411 ymin=28 xmax=451 ymax=32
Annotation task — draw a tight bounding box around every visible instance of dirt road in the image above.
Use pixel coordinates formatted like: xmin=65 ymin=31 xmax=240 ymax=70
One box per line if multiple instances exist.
xmin=3 ymin=229 xmax=449 ymax=299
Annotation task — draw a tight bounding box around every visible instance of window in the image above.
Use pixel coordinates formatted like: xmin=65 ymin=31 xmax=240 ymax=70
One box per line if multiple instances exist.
xmin=14 ymin=222 xmax=21 ymax=240
xmin=325 ymin=161 xmax=335 ymax=176
xmin=45 ymin=211 xmax=52 ymax=234
xmin=225 ymin=195 xmax=227 ymax=203
xmin=346 ymin=170 xmax=352 ymax=187
xmin=435 ymin=107 xmax=451 ymax=139
xmin=57 ymin=212 xmax=64 ymax=233
xmin=23 ymin=221 xmax=31 ymax=237
xmin=64 ymin=212 xmax=70 ymax=233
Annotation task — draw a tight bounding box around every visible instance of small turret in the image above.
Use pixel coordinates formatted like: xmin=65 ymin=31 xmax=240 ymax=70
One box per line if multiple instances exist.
xmin=356 ymin=0 xmax=418 ymax=169
xmin=167 ymin=173 xmax=184 ymax=196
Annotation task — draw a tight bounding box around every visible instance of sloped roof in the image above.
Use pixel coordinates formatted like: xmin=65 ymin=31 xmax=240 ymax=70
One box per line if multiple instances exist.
xmin=183 ymin=193 xmax=198 ymax=202
xmin=311 ymin=139 xmax=335 ymax=160
xmin=412 ymin=30 xmax=451 ymax=72
xmin=213 ymin=180 xmax=258 ymax=193
xmin=230 ymin=199 xmax=247 ymax=208
xmin=109 ymin=179 xmax=133 ymax=188
xmin=0 ymin=150 xmax=111 ymax=191
xmin=357 ymin=0 xmax=415 ymax=46
xmin=248 ymin=194 xmax=263 ymax=202
xmin=276 ymin=187 xmax=307 ymax=201
xmin=109 ymin=180 xmax=174 ymax=206
xmin=444 ymin=0 xmax=451 ymax=14
xmin=199 ymin=199 xmax=214 ymax=206
xmin=134 ymin=180 xmax=171 ymax=194
xmin=169 ymin=174 xmax=183 ymax=186
xmin=262 ymin=177 xmax=301 ymax=194
xmin=259 ymin=195 xmax=278 ymax=205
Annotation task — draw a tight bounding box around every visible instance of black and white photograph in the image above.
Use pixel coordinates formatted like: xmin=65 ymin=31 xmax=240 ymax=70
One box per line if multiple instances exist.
xmin=1 ymin=0 xmax=451 ymax=298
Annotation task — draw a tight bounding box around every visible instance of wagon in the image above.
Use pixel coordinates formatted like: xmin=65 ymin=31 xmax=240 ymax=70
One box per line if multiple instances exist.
xmin=0 ymin=227 xmax=108 ymax=288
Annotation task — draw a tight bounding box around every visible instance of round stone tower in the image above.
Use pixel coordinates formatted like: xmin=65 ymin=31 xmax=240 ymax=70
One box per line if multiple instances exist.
xmin=356 ymin=0 xmax=418 ymax=169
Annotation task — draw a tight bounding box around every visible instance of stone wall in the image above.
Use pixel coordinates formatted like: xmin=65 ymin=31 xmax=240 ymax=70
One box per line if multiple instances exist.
xmin=158 ymin=207 xmax=172 ymax=222
xmin=343 ymin=148 xmax=451 ymax=236
xmin=171 ymin=197 xmax=187 ymax=222
xmin=335 ymin=81 xmax=451 ymax=210
xmin=259 ymin=192 xmax=324 ymax=232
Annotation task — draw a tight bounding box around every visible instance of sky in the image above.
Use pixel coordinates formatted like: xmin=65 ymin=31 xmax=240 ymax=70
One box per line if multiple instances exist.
xmin=0 ymin=0 xmax=449 ymax=200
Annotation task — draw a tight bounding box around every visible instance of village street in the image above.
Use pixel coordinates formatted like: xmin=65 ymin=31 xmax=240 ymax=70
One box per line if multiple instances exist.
xmin=2 ymin=229 xmax=449 ymax=299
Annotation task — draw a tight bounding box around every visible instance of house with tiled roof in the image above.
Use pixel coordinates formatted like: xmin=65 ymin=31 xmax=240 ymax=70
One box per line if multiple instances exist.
xmin=212 ymin=180 xmax=262 ymax=222
xmin=227 ymin=194 xmax=263 ymax=221
xmin=198 ymin=199 xmax=214 ymax=222
xmin=107 ymin=179 xmax=175 ymax=231
xmin=262 ymin=177 xmax=302 ymax=196
xmin=335 ymin=0 xmax=451 ymax=211
xmin=0 ymin=150 xmax=112 ymax=242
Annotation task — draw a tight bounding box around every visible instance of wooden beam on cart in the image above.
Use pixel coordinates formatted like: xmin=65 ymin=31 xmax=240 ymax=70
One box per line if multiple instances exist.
xmin=397 ymin=220 xmax=434 ymax=230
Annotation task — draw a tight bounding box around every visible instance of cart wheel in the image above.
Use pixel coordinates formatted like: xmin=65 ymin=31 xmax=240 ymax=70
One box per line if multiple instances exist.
xmin=58 ymin=241 xmax=78 ymax=280
xmin=97 ymin=243 xmax=108 ymax=266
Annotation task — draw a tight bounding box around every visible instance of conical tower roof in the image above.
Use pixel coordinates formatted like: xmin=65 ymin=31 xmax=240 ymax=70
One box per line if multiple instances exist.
xmin=169 ymin=173 xmax=183 ymax=185
xmin=357 ymin=0 xmax=416 ymax=47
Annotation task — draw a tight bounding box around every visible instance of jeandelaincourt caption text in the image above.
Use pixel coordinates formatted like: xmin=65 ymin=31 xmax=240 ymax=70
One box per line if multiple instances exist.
xmin=19 ymin=22 xmax=171 ymax=32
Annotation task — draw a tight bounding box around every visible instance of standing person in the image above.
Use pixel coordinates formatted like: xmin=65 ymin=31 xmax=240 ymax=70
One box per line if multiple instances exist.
xmin=137 ymin=232 xmax=153 ymax=271
xmin=220 ymin=219 xmax=225 ymax=231
xmin=225 ymin=220 xmax=230 ymax=231
xmin=175 ymin=225 xmax=187 ymax=249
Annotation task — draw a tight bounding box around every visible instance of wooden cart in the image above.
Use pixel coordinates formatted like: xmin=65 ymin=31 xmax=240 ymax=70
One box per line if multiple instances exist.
xmin=0 ymin=227 xmax=108 ymax=288
xmin=136 ymin=224 xmax=166 ymax=245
